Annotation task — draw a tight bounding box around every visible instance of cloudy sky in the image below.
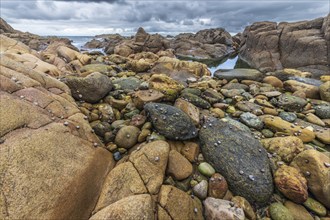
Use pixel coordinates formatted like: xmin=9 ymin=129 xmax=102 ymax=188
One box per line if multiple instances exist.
xmin=1 ymin=0 xmax=329 ymax=36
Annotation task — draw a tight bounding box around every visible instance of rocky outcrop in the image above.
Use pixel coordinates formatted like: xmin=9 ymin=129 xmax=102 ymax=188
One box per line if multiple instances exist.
xmin=0 ymin=48 xmax=114 ymax=219
xmin=114 ymin=27 xmax=170 ymax=57
xmin=239 ymin=14 xmax=330 ymax=77
xmin=170 ymin=28 xmax=234 ymax=60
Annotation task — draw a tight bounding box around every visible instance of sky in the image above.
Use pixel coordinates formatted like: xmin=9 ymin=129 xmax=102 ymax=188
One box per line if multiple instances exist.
xmin=1 ymin=0 xmax=329 ymax=36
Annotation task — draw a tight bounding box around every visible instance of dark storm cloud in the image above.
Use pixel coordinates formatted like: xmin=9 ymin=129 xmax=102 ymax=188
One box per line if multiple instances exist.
xmin=0 ymin=0 xmax=328 ymax=35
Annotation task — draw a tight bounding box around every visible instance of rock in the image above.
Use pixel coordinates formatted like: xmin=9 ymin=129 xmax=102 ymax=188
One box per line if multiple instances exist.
xmin=181 ymin=92 xmax=211 ymax=109
xmin=284 ymin=80 xmax=320 ymax=99
xmin=208 ymin=173 xmax=228 ymax=199
xmin=144 ymin=103 xmax=198 ymax=140
xmin=114 ymin=125 xmax=140 ymax=149
xmin=201 ymin=89 xmax=224 ymax=105
xmin=262 ymin=116 xmax=315 ymax=142
xmin=174 ymin=98 xmax=200 ymax=126
xmin=133 ymin=89 xmax=164 ymax=109
xmin=80 ymin=64 xmax=114 ymax=76
xmin=231 ymin=196 xmax=256 ymax=220
xmin=214 ymin=69 xmax=263 ymax=81
xmin=158 ymin=185 xmax=204 ymax=220
xmin=305 ymin=113 xmax=325 ymax=127
xmin=193 ymin=180 xmax=208 ymax=200
xmin=320 ymin=81 xmax=330 ymax=102
xmin=314 ymin=105 xmax=330 ymax=119
xmin=90 ymin=194 xmax=154 ymax=220
xmin=269 ymin=203 xmax=294 ymax=220
xmin=203 ymin=197 xmax=245 ymax=220
xmin=291 ymin=150 xmax=330 ymax=209
xmin=150 ymin=56 xmax=211 ymax=79
xmin=303 ymin=197 xmax=327 ymax=217
xmin=167 ymin=150 xmax=193 ymax=180
xmin=274 ymin=165 xmax=308 ymax=203
xmin=129 ymin=140 xmax=169 ymax=194
xmin=198 ymin=162 xmax=216 ymax=177
xmin=171 ymin=28 xmax=233 ymax=60
xmin=64 ymin=72 xmax=113 ymax=103
xmin=0 ymin=54 xmax=114 ymax=219
xmin=239 ymin=15 xmax=329 ymax=76
xmin=149 ymin=74 xmax=184 ymax=101
xmin=112 ymin=77 xmax=141 ymax=91
xmin=199 ymin=117 xmax=273 ymax=205
xmin=181 ymin=142 xmax=199 ymax=162
xmin=93 ymin=162 xmax=147 ymax=212
xmin=260 ymin=136 xmax=304 ymax=163
xmin=239 ymin=112 xmax=264 ymax=130
xmin=279 ymin=111 xmax=297 ymax=123
xmin=284 ymin=201 xmax=314 ymax=220
xmin=126 ymin=59 xmax=153 ymax=73
xmin=263 ymin=76 xmax=283 ymax=88
xmin=277 ymin=94 xmax=307 ymax=112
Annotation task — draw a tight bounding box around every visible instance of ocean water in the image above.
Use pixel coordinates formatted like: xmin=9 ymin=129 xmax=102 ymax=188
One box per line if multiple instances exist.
xmin=62 ymin=36 xmax=238 ymax=72
xmin=63 ymin=36 xmax=105 ymax=54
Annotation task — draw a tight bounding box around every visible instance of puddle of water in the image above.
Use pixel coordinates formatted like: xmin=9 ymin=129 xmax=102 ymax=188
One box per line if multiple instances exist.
xmin=208 ymin=56 xmax=238 ymax=75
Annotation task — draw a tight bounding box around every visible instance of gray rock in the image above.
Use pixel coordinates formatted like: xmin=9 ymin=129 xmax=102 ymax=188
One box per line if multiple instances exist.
xmin=180 ymin=92 xmax=211 ymax=109
xmin=277 ymin=94 xmax=307 ymax=112
xmin=314 ymin=105 xmax=330 ymax=119
xmin=64 ymin=72 xmax=113 ymax=103
xmin=239 ymin=112 xmax=264 ymax=130
xmin=193 ymin=180 xmax=208 ymax=200
xmin=279 ymin=111 xmax=297 ymax=122
xmin=199 ymin=117 xmax=273 ymax=205
xmin=204 ymin=197 xmax=245 ymax=220
xmin=112 ymin=77 xmax=141 ymax=91
xmin=144 ymin=103 xmax=198 ymax=140
xmin=214 ymin=69 xmax=263 ymax=81
xmin=288 ymin=76 xmax=323 ymax=86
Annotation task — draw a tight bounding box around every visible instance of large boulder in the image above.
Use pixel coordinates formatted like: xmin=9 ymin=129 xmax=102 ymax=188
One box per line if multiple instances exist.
xmin=144 ymin=103 xmax=198 ymax=140
xmin=64 ymin=72 xmax=113 ymax=103
xmin=0 ymin=52 xmax=114 ymax=219
xmin=239 ymin=15 xmax=330 ymax=76
xmin=199 ymin=117 xmax=273 ymax=205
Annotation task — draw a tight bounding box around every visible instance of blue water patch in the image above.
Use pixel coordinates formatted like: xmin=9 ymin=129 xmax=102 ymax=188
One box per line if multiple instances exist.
xmin=62 ymin=36 xmax=105 ymax=54
xmin=209 ymin=56 xmax=238 ymax=76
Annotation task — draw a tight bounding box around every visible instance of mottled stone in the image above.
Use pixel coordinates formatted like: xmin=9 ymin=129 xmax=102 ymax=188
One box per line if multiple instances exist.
xmin=199 ymin=117 xmax=273 ymax=205
xmin=291 ymin=150 xmax=330 ymax=209
xmin=204 ymin=198 xmax=245 ymax=220
xmin=144 ymin=103 xmax=198 ymax=140
xmin=260 ymin=136 xmax=304 ymax=163
xmin=274 ymin=165 xmax=308 ymax=203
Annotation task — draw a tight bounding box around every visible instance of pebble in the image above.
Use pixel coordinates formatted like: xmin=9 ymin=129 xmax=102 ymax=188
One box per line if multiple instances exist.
xmin=198 ymin=162 xmax=216 ymax=177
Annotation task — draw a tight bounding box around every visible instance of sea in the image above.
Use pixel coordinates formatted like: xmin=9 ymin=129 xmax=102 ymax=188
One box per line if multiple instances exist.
xmin=64 ymin=36 xmax=238 ymax=75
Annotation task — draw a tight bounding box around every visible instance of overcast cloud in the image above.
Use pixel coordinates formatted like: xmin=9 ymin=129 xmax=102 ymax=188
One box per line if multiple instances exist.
xmin=1 ymin=0 xmax=329 ymax=36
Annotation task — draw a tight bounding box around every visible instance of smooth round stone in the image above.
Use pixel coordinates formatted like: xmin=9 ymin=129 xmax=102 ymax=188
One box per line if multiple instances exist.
xmin=269 ymin=203 xmax=294 ymax=220
xmin=113 ymin=152 xmax=122 ymax=161
xmin=303 ymin=197 xmax=327 ymax=217
xmin=192 ymin=180 xmax=208 ymax=200
xmin=239 ymin=112 xmax=264 ymax=130
xmin=208 ymin=173 xmax=228 ymax=199
xmin=279 ymin=111 xmax=297 ymax=122
xmin=262 ymin=129 xmax=274 ymax=138
xmin=314 ymin=105 xmax=330 ymax=119
xmin=114 ymin=126 xmax=140 ymax=149
xmin=198 ymin=162 xmax=215 ymax=177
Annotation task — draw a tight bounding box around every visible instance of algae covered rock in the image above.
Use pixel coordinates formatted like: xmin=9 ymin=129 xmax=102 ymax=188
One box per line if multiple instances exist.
xmin=144 ymin=103 xmax=198 ymax=140
xmin=269 ymin=203 xmax=294 ymax=220
xmin=199 ymin=117 xmax=273 ymax=205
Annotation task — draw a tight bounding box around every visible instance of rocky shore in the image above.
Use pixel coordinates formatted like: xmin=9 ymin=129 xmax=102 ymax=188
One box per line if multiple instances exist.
xmin=0 ymin=15 xmax=330 ymax=220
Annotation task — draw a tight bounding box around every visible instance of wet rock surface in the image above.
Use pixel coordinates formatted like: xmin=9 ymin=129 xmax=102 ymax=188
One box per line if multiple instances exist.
xmin=199 ymin=117 xmax=273 ymax=205
xmin=144 ymin=103 xmax=198 ymax=140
